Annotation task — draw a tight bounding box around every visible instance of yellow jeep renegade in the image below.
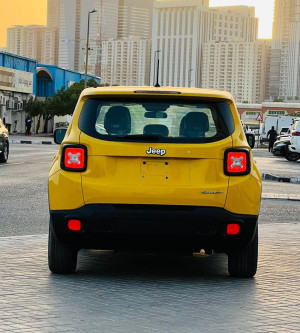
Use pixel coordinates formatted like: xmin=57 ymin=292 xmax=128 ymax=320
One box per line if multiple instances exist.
xmin=48 ymin=86 xmax=261 ymax=277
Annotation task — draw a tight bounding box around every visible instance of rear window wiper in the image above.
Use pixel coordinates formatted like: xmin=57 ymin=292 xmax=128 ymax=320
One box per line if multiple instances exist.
xmin=116 ymin=134 xmax=163 ymax=141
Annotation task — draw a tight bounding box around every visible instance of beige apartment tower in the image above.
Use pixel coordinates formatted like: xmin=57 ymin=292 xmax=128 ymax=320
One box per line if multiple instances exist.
xmin=101 ymin=37 xmax=151 ymax=86
xmin=270 ymin=0 xmax=300 ymax=101
xmin=151 ymin=0 xmax=258 ymax=88
xmin=7 ymin=25 xmax=58 ymax=65
xmin=202 ymin=40 xmax=271 ymax=103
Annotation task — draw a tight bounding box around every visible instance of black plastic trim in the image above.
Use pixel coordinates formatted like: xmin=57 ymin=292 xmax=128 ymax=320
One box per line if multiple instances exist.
xmin=50 ymin=204 xmax=258 ymax=253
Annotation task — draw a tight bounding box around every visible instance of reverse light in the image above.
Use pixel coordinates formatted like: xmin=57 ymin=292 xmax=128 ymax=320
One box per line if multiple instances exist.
xmin=224 ymin=149 xmax=250 ymax=176
xmin=68 ymin=219 xmax=81 ymax=231
xmin=227 ymin=224 xmax=240 ymax=235
xmin=61 ymin=144 xmax=87 ymax=172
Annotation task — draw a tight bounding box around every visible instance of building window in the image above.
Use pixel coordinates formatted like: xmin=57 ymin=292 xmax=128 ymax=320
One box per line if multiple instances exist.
xmin=267 ymin=110 xmax=286 ymax=115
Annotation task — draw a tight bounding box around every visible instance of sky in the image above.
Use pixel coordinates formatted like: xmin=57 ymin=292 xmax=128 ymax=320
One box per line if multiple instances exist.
xmin=0 ymin=0 xmax=275 ymax=47
xmin=0 ymin=0 xmax=47 ymax=47
xmin=209 ymin=0 xmax=275 ymax=39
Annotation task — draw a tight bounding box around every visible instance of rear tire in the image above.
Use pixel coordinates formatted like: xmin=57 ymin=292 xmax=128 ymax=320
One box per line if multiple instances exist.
xmin=0 ymin=141 xmax=8 ymax=163
xmin=284 ymin=148 xmax=300 ymax=161
xmin=48 ymin=224 xmax=78 ymax=274
xmin=228 ymin=228 xmax=258 ymax=278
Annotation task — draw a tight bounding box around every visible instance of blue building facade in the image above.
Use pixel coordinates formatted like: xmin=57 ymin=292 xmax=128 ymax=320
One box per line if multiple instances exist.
xmin=36 ymin=64 xmax=100 ymax=98
xmin=0 ymin=52 xmax=37 ymax=94
xmin=0 ymin=52 xmax=37 ymax=133
xmin=0 ymin=51 xmax=100 ymax=133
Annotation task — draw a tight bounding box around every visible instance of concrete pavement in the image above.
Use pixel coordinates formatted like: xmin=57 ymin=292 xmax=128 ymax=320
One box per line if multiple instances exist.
xmin=0 ymin=224 xmax=299 ymax=332
xmin=1 ymin=142 xmax=299 ymax=332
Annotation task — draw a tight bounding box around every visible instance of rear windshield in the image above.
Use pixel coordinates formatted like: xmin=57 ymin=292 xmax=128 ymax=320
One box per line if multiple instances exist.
xmin=78 ymin=98 xmax=234 ymax=143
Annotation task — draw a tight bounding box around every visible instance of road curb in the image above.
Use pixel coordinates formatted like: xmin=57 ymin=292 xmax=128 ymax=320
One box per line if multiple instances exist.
xmin=262 ymin=173 xmax=300 ymax=184
xmin=262 ymin=194 xmax=300 ymax=201
xmin=10 ymin=140 xmax=54 ymax=145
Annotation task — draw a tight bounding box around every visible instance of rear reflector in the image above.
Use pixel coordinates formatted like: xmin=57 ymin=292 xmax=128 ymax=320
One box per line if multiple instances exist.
xmin=68 ymin=219 xmax=81 ymax=231
xmin=61 ymin=144 xmax=87 ymax=172
xmin=224 ymin=148 xmax=250 ymax=176
xmin=227 ymin=224 xmax=240 ymax=235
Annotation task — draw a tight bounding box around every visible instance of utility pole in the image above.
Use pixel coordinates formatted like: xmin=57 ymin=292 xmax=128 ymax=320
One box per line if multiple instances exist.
xmin=84 ymin=9 xmax=97 ymax=89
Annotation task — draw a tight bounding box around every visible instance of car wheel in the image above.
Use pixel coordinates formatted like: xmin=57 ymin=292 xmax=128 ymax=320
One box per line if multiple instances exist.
xmin=48 ymin=224 xmax=78 ymax=274
xmin=0 ymin=141 xmax=9 ymax=163
xmin=284 ymin=150 xmax=300 ymax=161
xmin=228 ymin=227 xmax=258 ymax=278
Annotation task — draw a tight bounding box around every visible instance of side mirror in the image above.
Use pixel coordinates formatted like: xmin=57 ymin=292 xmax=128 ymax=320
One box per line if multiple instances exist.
xmin=246 ymin=133 xmax=255 ymax=149
xmin=54 ymin=128 xmax=67 ymax=144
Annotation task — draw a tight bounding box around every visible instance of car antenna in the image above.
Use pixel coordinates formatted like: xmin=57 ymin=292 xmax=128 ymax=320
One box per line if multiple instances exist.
xmin=154 ymin=52 xmax=161 ymax=88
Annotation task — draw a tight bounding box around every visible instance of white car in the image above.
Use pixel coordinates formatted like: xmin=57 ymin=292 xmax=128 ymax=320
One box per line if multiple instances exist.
xmin=289 ymin=118 xmax=300 ymax=154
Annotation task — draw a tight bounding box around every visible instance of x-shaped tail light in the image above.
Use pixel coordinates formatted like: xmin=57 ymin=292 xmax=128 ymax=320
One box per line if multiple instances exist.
xmin=61 ymin=145 xmax=87 ymax=172
xmin=224 ymin=149 xmax=250 ymax=176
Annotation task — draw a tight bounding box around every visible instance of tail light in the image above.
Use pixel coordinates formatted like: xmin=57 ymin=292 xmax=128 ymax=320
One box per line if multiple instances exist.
xmin=291 ymin=130 xmax=300 ymax=136
xmin=61 ymin=144 xmax=87 ymax=172
xmin=224 ymin=148 xmax=251 ymax=176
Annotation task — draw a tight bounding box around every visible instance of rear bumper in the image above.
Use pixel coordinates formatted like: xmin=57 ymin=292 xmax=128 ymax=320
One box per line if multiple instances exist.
xmin=289 ymin=144 xmax=300 ymax=153
xmin=50 ymin=204 xmax=258 ymax=253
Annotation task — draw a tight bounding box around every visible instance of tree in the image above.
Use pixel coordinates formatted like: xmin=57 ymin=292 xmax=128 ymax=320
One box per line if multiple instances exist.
xmin=24 ymin=97 xmax=46 ymax=134
xmin=25 ymin=79 xmax=101 ymax=133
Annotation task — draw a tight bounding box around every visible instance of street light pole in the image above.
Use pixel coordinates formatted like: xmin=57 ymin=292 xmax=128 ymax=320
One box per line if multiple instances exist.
xmin=84 ymin=9 xmax=97 ymax=89
xmin=188 ymin=69 xmax=194 ymax=87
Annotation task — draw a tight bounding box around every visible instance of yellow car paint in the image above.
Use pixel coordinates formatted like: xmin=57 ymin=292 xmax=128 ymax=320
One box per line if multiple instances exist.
xmin=49 ymin=86 xmax=261 ymax=216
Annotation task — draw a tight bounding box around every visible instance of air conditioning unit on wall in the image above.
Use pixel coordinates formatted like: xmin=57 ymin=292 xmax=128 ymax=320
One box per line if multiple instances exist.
xmin=17 ymin=101 xmax=23 ymax=110
xmin=0 ymin=95 xmax=5 ymax=105
xmin=6 ymin=100 xmax=14 ymax=109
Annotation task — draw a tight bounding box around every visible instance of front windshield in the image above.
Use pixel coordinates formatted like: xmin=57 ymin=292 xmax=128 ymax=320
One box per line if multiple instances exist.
xmin=78 ymin=98 xmax=234 ymax=143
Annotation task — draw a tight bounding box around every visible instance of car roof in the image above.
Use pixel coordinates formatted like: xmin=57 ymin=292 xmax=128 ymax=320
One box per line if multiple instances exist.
xmin=81 ymin=86 xmax=234 ymax=101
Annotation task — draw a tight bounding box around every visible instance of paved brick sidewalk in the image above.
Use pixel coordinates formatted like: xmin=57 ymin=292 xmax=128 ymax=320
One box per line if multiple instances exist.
xmin=0 ymin=224 xmax=299 ymax=333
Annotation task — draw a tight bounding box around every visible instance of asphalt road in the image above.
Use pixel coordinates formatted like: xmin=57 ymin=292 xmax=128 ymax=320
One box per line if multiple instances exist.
xmin=252 ymin=147 xmax=300 ymax=178
xmin=0 ymin=144 xmax=299 ymax=237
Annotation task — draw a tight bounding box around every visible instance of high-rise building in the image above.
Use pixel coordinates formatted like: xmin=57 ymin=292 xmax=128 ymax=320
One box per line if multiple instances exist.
xmin=101 ymin=37 xmax=151 ymax=85
xmin=202 ymin=40 xmax=271 ymax=103
xmin=151 ymin=0 xmax=258 ymax=87
xmin=100 ymin=0 xmax=153 ymax=83
xmin=210 ymin=6 xmax=258 ymax=42
xmin=47 ymin=0 xmax=60 ymax=28
xmin=46 ymin=0 xmax=60 ymax=65
xmin=6 ymin=26 xmax=22 ymax=55
xmin=58 ymin=0 xmax=118 ymax=75
xmin=270 ymin=0 xmax=300 ymax=101
xmin=117 ymin=0 xmax=153 ymax=39
xmin=57 ymin=0 xmax=153 ymax=79
xmin=7 ymin=25 xmax=58 ymax=65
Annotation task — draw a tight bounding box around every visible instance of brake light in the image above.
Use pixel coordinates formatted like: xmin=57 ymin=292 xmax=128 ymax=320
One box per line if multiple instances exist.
xmin=224 ymin=149 xmax=250 ymax=176
xmin=227 ymin=224 xmax=240 ymax=235
xmin=61 ymin=144 xmax=87 ymax=172
xmin=291 ymin=130 xmax=300 ymax=136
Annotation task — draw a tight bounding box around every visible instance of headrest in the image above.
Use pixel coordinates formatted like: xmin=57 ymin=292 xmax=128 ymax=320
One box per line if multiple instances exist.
xmin=104 ymin=106 xmax=131 ymax=135
xmin=179 ymin=112 xmax=209 ymax=137
xmin=143 ymin=124 xmax=169 ymax=137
